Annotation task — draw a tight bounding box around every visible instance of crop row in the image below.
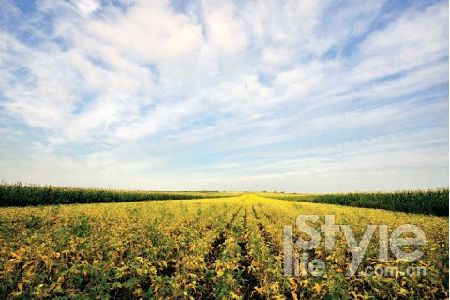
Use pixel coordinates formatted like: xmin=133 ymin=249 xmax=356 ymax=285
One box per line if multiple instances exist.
xmin=262 ymin=189 xmax=449 ymax=216
xmin=0 ymin=182 xmax=237 ymax=207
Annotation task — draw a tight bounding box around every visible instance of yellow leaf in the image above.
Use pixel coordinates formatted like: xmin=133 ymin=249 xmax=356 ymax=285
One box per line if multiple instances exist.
xmin=399 ymin=288 xmax=408 ymax=296
xmin=313 ymin=283 xmax=322 ymax=295
xmin=270 ymin=282 xmax=279 ymax=291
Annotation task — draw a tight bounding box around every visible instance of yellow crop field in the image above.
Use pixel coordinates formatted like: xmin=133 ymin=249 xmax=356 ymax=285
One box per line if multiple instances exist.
xmin=0 ymin=194 xmax=448 ymax=299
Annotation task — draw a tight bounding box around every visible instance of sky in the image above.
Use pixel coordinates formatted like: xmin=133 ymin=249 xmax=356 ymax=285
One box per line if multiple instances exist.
xmin=0 ymin=0 xmax=448 ymax=192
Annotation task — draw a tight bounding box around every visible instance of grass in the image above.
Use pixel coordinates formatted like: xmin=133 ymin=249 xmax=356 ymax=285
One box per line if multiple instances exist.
xmin=0 ymin=194 xmax=448 ymax=299
xmin=260 ymin=189 xmax=449 ymax=216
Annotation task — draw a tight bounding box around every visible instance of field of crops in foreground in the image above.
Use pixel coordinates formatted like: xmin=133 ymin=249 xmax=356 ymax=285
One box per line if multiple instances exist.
xmin=0 ymin=194 xmax=448 ymax=299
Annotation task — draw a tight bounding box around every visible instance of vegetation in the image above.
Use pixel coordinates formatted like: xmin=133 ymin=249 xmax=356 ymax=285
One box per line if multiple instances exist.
xmin=0 ymin=182 xmax=237 ymax=207
xmin=261 ymin=189 xmax=449 ymax=216
xmin=0 ymin=194 xmax=448 ymax=299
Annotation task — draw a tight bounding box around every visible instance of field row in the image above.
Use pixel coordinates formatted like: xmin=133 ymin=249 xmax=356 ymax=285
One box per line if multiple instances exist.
xmin=0 ymin=183 xmax=238 ymax=206
xmin=261 ymin=189 xmax=449 ymax=216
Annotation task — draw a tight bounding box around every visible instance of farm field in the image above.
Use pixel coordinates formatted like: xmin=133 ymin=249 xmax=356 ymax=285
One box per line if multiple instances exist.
xmin=0 ymin=194 xmax=448 ymax=299
xmin=0 ymin=183 xmax=239 ymax=206
xmin=261 ymin=189 xmax=449 ymax=216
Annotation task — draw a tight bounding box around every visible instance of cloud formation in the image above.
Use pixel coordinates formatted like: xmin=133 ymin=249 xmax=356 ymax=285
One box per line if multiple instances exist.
xmin=0 ymin=0 xmax=448 ymax=191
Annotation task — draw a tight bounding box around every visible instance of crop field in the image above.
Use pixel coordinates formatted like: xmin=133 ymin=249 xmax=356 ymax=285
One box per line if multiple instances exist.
xmin=0 ymin=193 xmax=448 ymax=299
xmin=0 ymin=183 xmax=238 ymax=206
xmin=261 ymin=189 xmax=449 ymax=216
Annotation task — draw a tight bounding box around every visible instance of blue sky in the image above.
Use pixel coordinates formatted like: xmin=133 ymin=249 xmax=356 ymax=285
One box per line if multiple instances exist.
xmin=0 ymin=0 xmax=448 ymax=192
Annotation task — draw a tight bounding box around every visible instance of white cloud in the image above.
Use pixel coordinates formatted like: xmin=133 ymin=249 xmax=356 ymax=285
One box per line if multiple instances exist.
xmin=203 ymin=1 xmax=248 ymax=55
xmin=1 ymin=41 xmax=82 ymax=128
xmin=73 ymin=0 xmax=100 ymax=17
xmin=113 ymin=98 xmax=205 ymax=140
xmin=86 ymin=2 xmax=203 ymax=63
xmin=184 ymin=128 xmax=448 ymax=192
xmin=350 ymin=2 xmax=448 ymax=83
xmin=0 ymin=0 xmax=447 ymax=191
